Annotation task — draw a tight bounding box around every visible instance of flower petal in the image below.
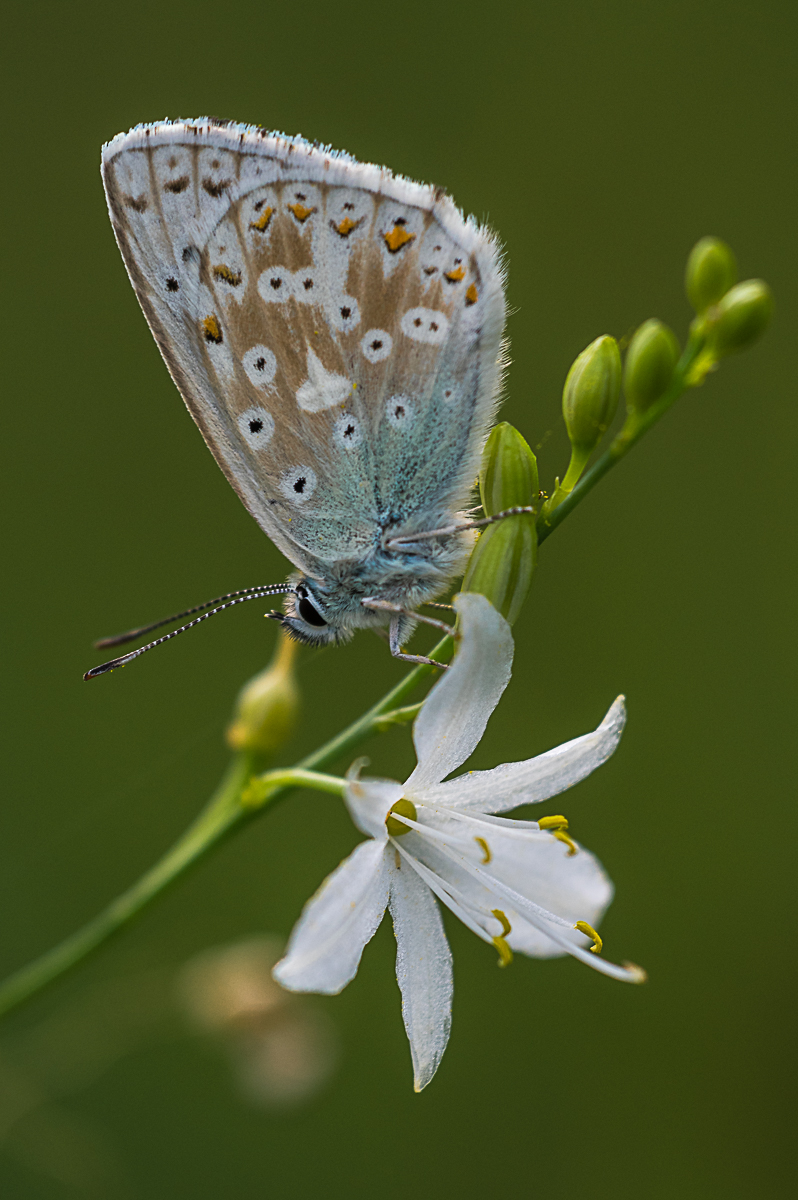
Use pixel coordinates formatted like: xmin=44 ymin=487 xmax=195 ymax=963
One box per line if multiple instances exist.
xmin=489 ymin=834 xmax=613 ymax=957
xmin=419 ymin=696 xmax=626 ymax=813
xmin=344 ymin=776 xmax=404 ymax=840
xmin=273 ymin=840 xmax=389 ymax=994
xmin=389 ymin=858 xmax=453 ymax=1092
xmin=406 ymin=593 xmax=513 ymax=792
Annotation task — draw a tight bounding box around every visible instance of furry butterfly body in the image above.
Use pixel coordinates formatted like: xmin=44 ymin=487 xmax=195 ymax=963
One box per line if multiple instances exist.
xmin=101 ymin=119 xmax=507 ymax=654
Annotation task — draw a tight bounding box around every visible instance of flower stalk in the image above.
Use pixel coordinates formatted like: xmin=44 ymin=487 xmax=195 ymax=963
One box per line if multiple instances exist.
xmin=0 ymin=237 xmax=772 ymax=1023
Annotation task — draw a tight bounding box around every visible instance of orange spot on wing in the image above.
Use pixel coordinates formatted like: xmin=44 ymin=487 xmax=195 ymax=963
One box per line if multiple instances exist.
xmin=202 ymin=315 xmax=223 ymax=344
xmin=384 ymin=225 xmax=416 ymax=253
xmin=212 ymin=264 xmax=242 ymax=286
xmin=249 ymin=206 xmax=274 ymax=231
xmin=465 ymin=283 xmax=479 ymax=305
xmin=288 ymin=202 xmax=316 ymax=222
xmin=334 ymin=217 xmax=358 ymax=236
xmin=445 ymin=265 xmax=466 ymax=283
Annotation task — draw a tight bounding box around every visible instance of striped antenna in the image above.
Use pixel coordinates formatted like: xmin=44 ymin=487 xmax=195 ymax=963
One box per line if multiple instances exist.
xmin=84 ymin=585 xmax=294 ymax=680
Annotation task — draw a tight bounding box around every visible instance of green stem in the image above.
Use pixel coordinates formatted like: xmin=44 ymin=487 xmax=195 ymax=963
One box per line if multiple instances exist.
xmin=0 ymin=331 xmax=705 ymax=1019
xmin=0 ymin=643 xmax=451 ymax=1019
xmin=537 ymin=332 xmax=705 ymax=544
xmin=0 ymin=756 xmax=251 ymax=1018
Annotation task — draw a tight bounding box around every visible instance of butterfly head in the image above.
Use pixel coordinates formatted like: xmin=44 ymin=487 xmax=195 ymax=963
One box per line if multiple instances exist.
xmin=270 ymin=579 xmax=343 ymax=647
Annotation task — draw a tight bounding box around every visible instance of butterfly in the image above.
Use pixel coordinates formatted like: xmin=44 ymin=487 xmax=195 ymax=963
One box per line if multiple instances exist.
xmin=92 ymin=118 xmax=509 ymax=675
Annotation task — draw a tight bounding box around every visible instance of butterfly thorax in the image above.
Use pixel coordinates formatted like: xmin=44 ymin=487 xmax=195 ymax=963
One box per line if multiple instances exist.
xmin=280 ymin=524 xmax=473 ymax=646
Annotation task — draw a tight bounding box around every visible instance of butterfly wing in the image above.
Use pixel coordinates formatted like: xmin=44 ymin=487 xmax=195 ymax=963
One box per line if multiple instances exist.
xmin=101 ymin=120 xmax=506 ymax=574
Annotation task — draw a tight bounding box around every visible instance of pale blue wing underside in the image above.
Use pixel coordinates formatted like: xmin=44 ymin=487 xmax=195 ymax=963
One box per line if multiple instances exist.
xmin=101 ymin=120 xmax=507 ymax=576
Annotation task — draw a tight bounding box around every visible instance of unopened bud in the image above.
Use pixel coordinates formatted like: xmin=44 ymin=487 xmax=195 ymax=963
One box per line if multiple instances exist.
xmin=563 ymin=336 xmax=621 ymax=455
xmin=462 ymin=520 xmax=537 ymax=626
xmin=226 ymin=633 xmax=299 ymax=757
xmin=685 ymin=237 xmax=737 ymax=312
xmin=479 ymin=422 xmax=539 ymax=517
xmin=624 ymin=319 xmax=680 ymax=415
xmin=462 ymin=423 xmax=537 ymax=625
xmin=708 ymin=279 xmax=773 ymax=356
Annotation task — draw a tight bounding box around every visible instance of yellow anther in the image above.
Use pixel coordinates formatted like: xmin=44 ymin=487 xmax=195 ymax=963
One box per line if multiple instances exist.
xmin=491 ymin=909 xmax=512 ymax=938
xmin=539 ymin=815 xmax=577 ymax=855
xmin=574 ymin=920 xmax=603 ymax=954
xmin=553 ymin=829 xmax=578 ymax=856
xmin=386 ymin=798 xmax=417 ymax=838
xmin=538 ymin=814 xmax=568 ymax=830
xmin=474 ymin=836 xmax=492 ymax=864
xmin=492 ymin=936 xmax=513 ymax=968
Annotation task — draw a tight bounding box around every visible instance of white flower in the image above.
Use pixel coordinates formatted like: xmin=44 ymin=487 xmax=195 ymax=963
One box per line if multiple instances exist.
xmin=274 ymin=594 xmax=643 ymax=1091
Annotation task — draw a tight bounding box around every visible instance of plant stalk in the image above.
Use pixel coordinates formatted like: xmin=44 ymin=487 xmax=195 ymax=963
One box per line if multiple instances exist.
xmin=0 ymin=334 xmax=706 ymax=1019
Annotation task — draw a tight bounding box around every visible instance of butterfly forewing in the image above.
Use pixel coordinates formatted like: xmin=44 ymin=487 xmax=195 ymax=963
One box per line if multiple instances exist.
xmin=101 ymin=121 xmax=506 ymax=574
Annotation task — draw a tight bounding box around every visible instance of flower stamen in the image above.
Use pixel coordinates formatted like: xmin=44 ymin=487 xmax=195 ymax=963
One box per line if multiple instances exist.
xmin=493 ymin=937 xmax=513 ymax=967
xmin=491 ymin=910 xmax=513 ymax=966
xmin=538 ymin=814 xmax=578 ymax=855
xmin=475 ymin=836 xmax=492 ymax=863
xmin=574 ymin=920 xmax=603 ymax=954
xmin=538 ymin=815 xmax=569 ymax=829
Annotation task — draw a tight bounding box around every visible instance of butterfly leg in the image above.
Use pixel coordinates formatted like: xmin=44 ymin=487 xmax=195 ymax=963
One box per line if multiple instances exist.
xmin=385 ymin=506 xmax=536 ymax=548
xmin=361 ymin=598 xmax=452 ymax=669
xmin=388 ymin=616 xmax=450 ymax=669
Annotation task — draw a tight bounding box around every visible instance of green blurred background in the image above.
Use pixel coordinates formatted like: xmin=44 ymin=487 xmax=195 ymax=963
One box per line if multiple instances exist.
xmin=3 ymin=1 xmax=795 ymax=1195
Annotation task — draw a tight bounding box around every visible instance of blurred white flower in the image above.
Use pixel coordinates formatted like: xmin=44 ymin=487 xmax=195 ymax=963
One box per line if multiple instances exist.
xmin=274 ymin=594 xmax=643 ymax=1091
xmin=178 ymin=937 xmax=338 ymax=1107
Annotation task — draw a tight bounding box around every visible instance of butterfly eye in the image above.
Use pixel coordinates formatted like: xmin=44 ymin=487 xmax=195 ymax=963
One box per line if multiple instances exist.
xmin=297 ymin=592 xmax=327 ymax=627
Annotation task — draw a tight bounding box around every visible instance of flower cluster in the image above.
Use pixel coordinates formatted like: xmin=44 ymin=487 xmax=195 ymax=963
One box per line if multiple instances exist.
xmin=275 ymin=594 xmax=643 ymax=1090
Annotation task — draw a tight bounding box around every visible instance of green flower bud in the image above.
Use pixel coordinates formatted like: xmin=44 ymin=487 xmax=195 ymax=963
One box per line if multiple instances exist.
xmin=479 ymin=422 xmax=539 ymax=517
xmin=624 ymin=319 xmax=680 ymax=415
xmin=562 ymin=335 xmax=621 ymax=455
xmin=685 ymin=237 xmax=737 ymax=312
xmin=708 ymin=279 xmax=773 ymax=356
xmin=462 ymin=422 xmax=538 ymax=625
xmin=461 ymin=519 xmax=537 ymax=626
xmin=226 ymin=633 xmax=299 ymax=757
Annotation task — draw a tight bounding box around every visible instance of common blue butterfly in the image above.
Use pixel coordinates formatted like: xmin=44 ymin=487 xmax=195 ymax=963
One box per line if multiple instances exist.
xmin=94 ymin=119 xmax=508 ymax=673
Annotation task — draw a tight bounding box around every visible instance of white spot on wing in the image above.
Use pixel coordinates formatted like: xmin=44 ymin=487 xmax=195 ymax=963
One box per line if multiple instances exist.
xmin=401 ymin=307 xmax=450 ymax=345
xmin=242 ymin=345 xmax=278 ymax=388
xmin=328 ymin=294 xmax=361 ymax=333
xmin=294 ymin=268 xmax=319 ymax=303
xmin=387 ymin=395 xmax=414 ymax=429
xmin=296 ymin=347 xmax=352 ymax=413
xmin=238 ymin=407 xmax=275 ymax=450
xmin=257 ymin=270 xmax=290 ymax=304
xmin=280 ymin=467 xmax=317 ymax=503
xmin=360 ymin=329 xmax=393 ymax=363
xmin=334 ymin=412 xmax=363 ymax=448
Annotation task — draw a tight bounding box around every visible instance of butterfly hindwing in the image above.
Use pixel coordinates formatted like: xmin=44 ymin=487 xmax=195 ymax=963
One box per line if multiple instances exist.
xmin=101 ymin=121 xmax=506 ymax=573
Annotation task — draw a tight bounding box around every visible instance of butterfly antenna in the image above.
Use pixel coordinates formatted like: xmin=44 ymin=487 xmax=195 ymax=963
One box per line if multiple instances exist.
xmin=93 ymin=586 xmax=294 ymax=649
xmin=84 ymin=586 xmax=294 ymax=680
